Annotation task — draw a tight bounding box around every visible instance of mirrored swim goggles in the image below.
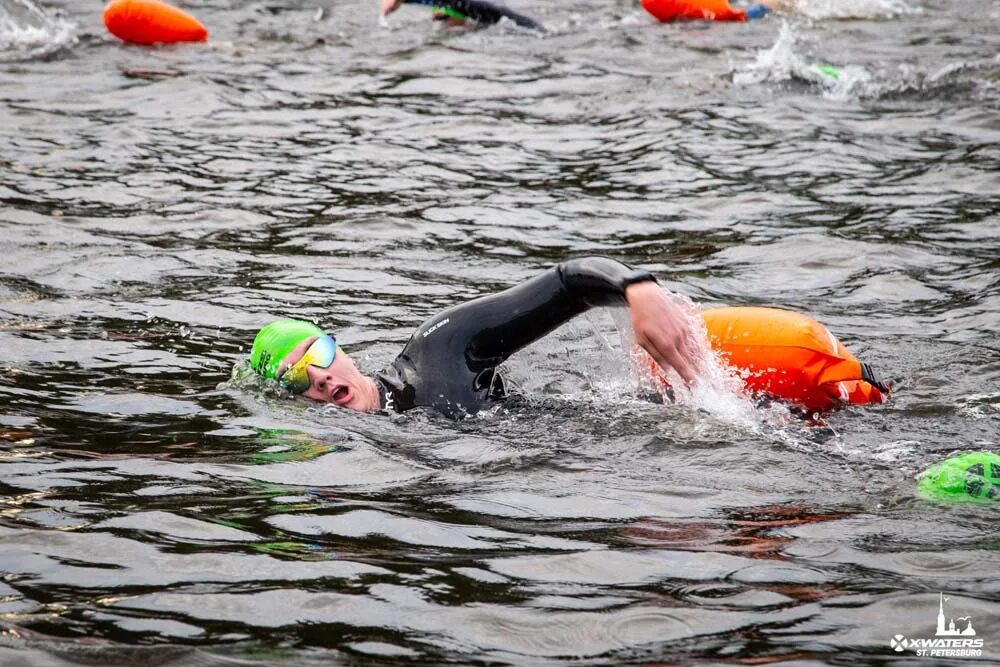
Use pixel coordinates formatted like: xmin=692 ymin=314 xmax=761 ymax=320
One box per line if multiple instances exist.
xmin=277 ymin=335 xmax=337 ymax=394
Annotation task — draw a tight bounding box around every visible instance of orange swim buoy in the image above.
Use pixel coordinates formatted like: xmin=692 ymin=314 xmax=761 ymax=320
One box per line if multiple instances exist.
xmin=103 ymin=0 xmax=208 ymax=45
xmin=650 ymin=307 xmax=889 ymax=411
xmin=641 ymin=0 xmax=747 ymax=22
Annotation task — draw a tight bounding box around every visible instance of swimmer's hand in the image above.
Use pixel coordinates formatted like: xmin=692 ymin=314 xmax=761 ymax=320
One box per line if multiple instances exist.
xmin=381 ymin=0 xmax=403 ymax=16
xmin=625 ymin=281 xmax=698 ymax=384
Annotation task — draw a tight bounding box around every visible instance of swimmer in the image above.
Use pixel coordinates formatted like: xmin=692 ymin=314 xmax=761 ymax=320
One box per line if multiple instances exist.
xmin=380 ymin=0 xmax=545 ymax=31
xmin=249 ymin=257 xmax=697 ymax=418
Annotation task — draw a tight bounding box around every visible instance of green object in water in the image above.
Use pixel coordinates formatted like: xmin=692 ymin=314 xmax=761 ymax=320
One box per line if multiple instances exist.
xmin=917 ymin=451 xmax=1000 ymax=503
xmin=432 ymin=7 xmax=468 ymax=21
xmin=815 ymin=64 xmax=841 ymax=80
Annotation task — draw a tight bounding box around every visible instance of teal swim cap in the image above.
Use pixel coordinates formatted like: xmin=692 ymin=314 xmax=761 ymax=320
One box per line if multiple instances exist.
xmin=249 ymin=320 xmax=324 ymax=380
xmin=917 ymin=452 xmax=1000 ymax=503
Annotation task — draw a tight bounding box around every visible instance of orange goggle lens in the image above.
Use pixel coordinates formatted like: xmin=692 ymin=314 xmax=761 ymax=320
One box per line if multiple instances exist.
xmin=278 ymin=335 xmax=337 ymax=394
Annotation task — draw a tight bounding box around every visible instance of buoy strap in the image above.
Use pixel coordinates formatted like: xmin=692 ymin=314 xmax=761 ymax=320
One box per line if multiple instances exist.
xmin=859 ymin=362 xmax=889 ymax=393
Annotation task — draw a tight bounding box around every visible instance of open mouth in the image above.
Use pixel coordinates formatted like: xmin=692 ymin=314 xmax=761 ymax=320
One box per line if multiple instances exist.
xmin=332 ymin=385 xmax=350 ymax=405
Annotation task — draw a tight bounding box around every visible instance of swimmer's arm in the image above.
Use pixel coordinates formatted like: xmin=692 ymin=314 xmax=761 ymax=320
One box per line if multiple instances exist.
xmin=557 ymin=256 xmax=658 ymax=308
xmin=562 ymin=258 xmax=698 ymax=382
xmin=462 ymin=257 xmax=696 ymax=382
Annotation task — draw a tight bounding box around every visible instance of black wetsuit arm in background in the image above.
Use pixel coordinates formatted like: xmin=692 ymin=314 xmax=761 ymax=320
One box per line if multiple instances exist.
xmin=404 ymin=0 xmax=545 ymax=30
xmin=459 ymin=257 xmax=657 ymax=371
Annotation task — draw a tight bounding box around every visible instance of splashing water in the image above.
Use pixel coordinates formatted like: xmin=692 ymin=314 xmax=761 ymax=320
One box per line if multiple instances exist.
xmin=610 ymin=292 xmax=792 ymax=430
xmin=733 ymin=21 xmax=814 ymax=85
xmin=733 ymin=20 xmax=873 ymax=99
xmin=0 ymin=0 xmax=74 ymax=59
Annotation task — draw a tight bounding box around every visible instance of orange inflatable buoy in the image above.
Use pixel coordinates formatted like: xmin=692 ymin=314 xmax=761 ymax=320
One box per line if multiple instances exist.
xmin=641 ymin=0 xmax=747 ymax=22
xmin=649 ymin=307 xmax=889 ymax=411
xmin=103 ymin=0 xmax=208 ymax=45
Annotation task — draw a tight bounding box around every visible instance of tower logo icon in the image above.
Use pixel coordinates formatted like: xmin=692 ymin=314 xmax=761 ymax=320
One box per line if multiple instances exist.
xmin=936 ymin=593 xmax=976 ymax=637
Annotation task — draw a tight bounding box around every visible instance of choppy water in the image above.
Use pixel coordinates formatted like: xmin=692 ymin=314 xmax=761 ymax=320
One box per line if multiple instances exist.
xmin=1 ymin=0 xmax=999 ymax=664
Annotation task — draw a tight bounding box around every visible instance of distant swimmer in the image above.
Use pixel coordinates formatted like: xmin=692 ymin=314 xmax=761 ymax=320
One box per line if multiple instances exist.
xmin=642 ymin=0 xmax=791 ymax=22
xmin=249 ymin=257 xmax=697 ymax=418
xmin=380 ymin=0 xmax=545 ymax=31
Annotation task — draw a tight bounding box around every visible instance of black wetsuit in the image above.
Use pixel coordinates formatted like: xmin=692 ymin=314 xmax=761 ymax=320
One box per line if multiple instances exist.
xmin=405 ymin=0 xmax=545 ymax=31
xmin=375 ymin=257 xmax=655 ymax=418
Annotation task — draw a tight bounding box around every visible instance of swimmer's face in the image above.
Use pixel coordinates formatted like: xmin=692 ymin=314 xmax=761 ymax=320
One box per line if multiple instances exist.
xmin=278 ymin=337 xmax=379 ymax=412
xmin=380 ymin=0 xmax=403 ymax=16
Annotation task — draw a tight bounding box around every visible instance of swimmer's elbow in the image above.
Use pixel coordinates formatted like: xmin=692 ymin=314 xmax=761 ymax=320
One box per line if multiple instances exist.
xmin=557 ymin=257 xmax=657 ymax=307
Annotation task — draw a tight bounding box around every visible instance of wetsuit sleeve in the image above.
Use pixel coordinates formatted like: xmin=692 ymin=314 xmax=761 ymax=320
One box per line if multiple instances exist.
xmin=460 ymin=257 xmax=657 ymax=370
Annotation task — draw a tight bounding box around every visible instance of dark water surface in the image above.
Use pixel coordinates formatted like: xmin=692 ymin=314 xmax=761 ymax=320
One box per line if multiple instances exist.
xmin=1 ymin=0 xmax=999 ymax=664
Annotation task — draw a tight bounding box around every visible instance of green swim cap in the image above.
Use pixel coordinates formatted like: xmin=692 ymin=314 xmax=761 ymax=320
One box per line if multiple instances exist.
xmin=249 ymin=320 xmax=324 ymax=380
xmin=917 ymin=452 xmax=1000 ymax=504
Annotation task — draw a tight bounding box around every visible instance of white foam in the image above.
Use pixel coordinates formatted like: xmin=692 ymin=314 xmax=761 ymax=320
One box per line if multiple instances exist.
xmin=0 ymin=0 xmax=75 ymax=59
xmin=733 ymin=20 xmax=875 ymax=100
xmin=733 ymin=21 xmax=805 ymax=86
xmin=624 ymin=292 xmax=794 ymax=429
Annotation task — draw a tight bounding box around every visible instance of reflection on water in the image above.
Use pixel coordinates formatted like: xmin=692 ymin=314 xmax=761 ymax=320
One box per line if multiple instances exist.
xmin=1 ymin=0 xmax=998 ymax=664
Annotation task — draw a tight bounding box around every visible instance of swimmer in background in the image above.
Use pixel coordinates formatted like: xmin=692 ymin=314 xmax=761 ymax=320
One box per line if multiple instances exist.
xmin=919 ymin=452 xmax=1000 ymax=504
xmin=249 ymin=257 xmax=698 ymax=418
xmin=642 ymin=0 xmax=792 ymax=22
xmin=380 ymin=0 xmax=545 ymax=31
